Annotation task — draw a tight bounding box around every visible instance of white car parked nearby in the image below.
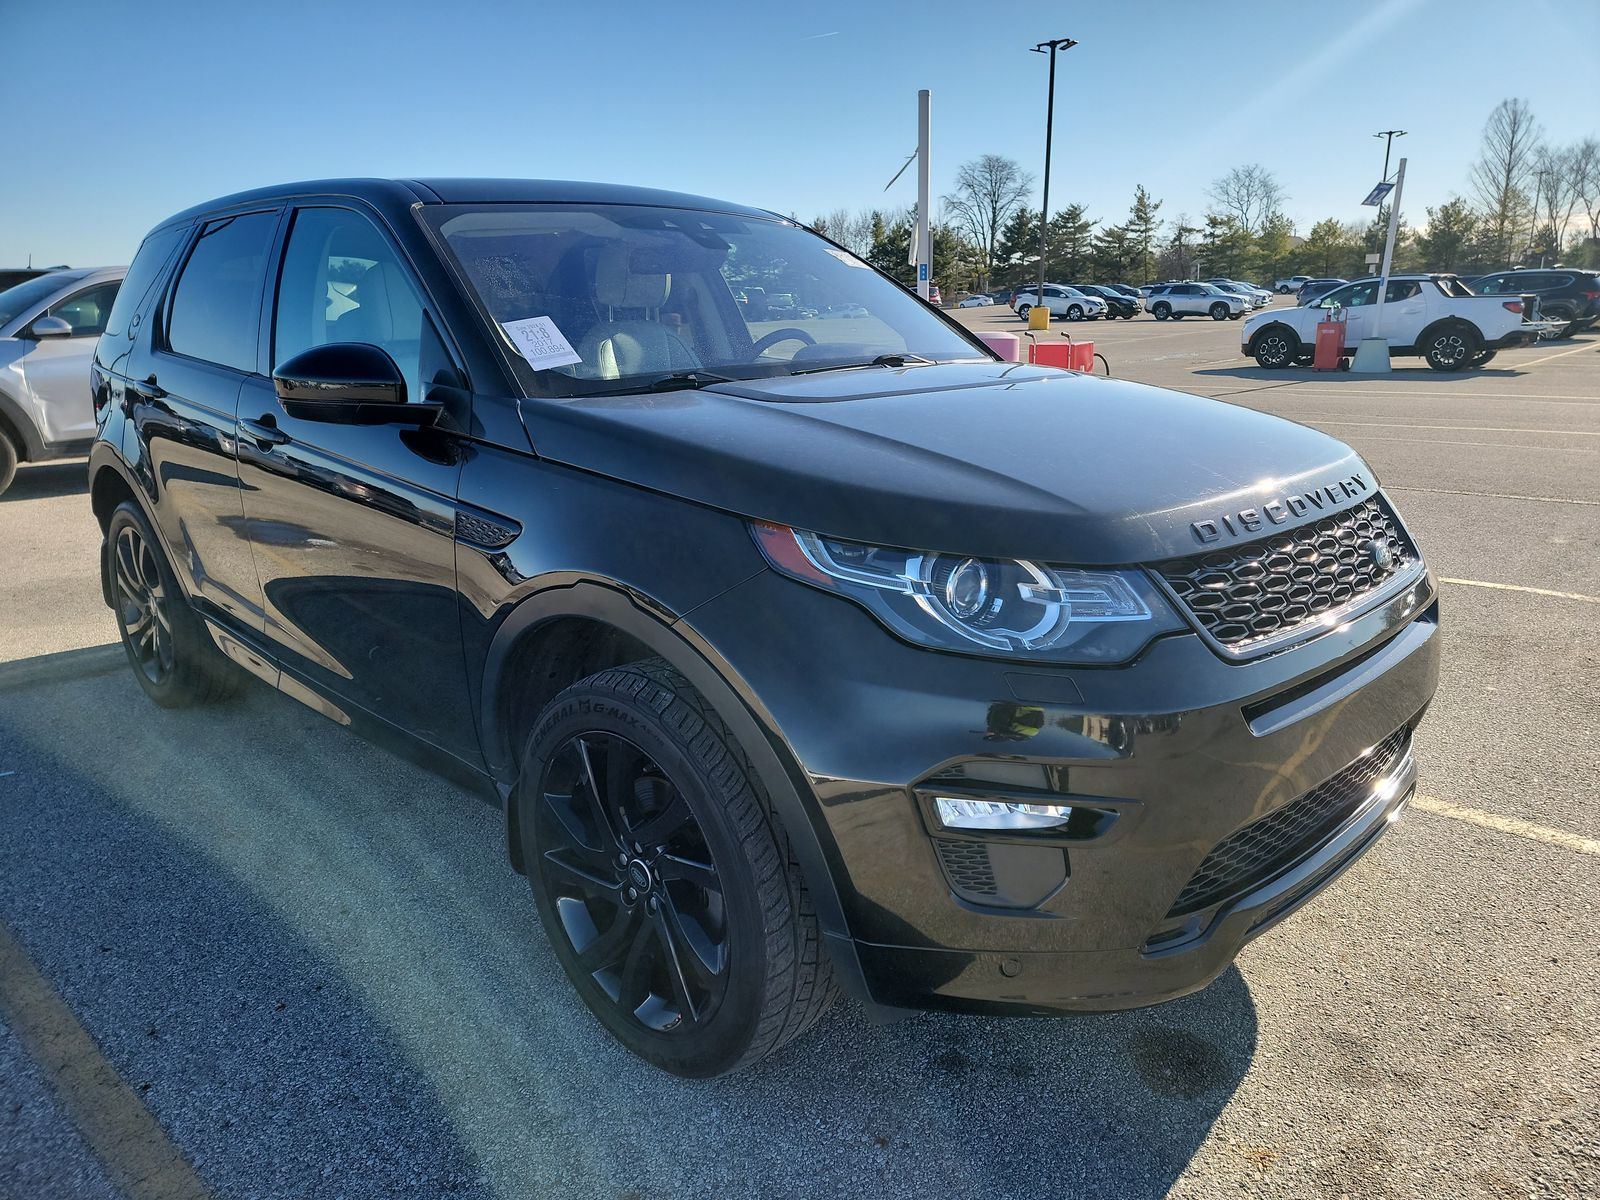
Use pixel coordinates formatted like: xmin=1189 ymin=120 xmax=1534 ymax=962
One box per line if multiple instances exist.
xmin=0 ymin=266 xmax=126 ymax=494
xmin=1242 ymin=274 xmax=1551 ymax=371
xmin=1144 ymin=283 xmax=1247 ymax=321
xmin=1275 ymin=275 xmax=1311 ymax=294
xmin=1012 ymin=284 xmax=1106 ymax=321
xmin=956 ymin=294 xmax=992 ymax=308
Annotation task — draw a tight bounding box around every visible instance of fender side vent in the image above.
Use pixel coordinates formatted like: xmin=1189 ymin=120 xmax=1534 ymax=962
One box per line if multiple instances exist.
xmin=455 ymin=510 xmax=519 ymax=550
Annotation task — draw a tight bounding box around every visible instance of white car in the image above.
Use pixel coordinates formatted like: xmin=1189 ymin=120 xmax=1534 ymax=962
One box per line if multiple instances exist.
xmin=1206 ymin=280 xmax=1270 ymax=309
xmin=1144 ymin=283 xmax=1247 ymax=321
xmin=0 ymin=266 xmax=126 ymax=494
xmin=1275 ymin=275 xmax=1311 ymax=294
xmin=1012 ymin=284 xmax=1106 ymax=321
xmin=956 ymin=294 xmax=992 ymax=308
xmin=1242 ymin=274 xmax=1551 ymax=371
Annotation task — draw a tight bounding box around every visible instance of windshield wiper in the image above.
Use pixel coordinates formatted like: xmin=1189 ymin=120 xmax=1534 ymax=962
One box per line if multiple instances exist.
xmin=788 ymin=352 xmax=935 ymax=376
xmin=592 ymin=370 xmax=740 ymax=396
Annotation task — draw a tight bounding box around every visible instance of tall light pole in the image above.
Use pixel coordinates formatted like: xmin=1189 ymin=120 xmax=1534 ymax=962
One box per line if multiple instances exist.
xmin=1374 ymin=129 xmax=1407 ymax=184
xmin=1529 ymin=167 xmax=1550 ymax=266
xmin=1031 ymin=36 xmax=1078 ymax=306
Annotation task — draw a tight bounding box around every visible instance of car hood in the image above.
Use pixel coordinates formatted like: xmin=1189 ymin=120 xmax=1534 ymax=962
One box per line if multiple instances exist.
xmin=514 ymin=362 xmax=1370 ymax=564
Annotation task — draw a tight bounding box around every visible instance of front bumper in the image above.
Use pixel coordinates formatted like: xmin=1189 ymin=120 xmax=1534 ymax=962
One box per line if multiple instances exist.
xmin=686 ymin=554 xmax=1440 ymax=1015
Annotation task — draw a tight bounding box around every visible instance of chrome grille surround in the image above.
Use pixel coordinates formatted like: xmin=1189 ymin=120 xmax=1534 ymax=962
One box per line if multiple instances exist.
xmin=1154 ymin=496 xmax=1423 ymax=659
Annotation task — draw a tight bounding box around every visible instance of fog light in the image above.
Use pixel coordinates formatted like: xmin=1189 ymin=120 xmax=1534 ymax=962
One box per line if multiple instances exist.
xmin=935 ymin=797 xmax=1074 ymax=830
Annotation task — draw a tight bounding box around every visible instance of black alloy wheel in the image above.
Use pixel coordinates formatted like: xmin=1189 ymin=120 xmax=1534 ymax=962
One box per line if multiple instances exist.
xmin=112 ymin=521 xmax=175 ymax=687
xmin=519 ymin=660 xmax=836 ymax=1076
xmin=533 ymin=730 xmax=730 ymax=1037
xmin=104 ymin=500 xmax=242 ymax=707
xmin=1424 ymin=325 xmax=1479 ymax=372
xmin=1253 ymin=328 xmax=1299 ymax=369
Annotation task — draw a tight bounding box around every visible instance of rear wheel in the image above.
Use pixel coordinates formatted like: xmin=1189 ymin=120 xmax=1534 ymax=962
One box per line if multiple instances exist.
xmin=1210 ymin=302 xmax=1229 ymax=320
xmin=1423 ymin=324 xmax=1480 ymax=372
xmin=0 ymin=431 xmax=17 ymax=497
xmin=1252 ymin=327 xmax=1300 ymax=369
xmin=106 ymin=501 xmax=244 ymax=707
xmin=519 ymin=659 xmax=836 ymax=1077
xmin=1152 ymin=302 xmax=1171 ymax=321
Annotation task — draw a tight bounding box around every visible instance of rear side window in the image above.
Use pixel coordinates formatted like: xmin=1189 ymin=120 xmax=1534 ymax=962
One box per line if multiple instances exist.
xmin=166 ymin=212 xmax=279 ymax=372
xmin=104 ymin=225 xmax=187 ymax=340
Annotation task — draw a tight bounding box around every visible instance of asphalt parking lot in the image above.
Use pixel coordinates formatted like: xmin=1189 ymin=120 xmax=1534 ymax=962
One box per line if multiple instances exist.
xmin=1 ymin=307 xmax=1597 ymax=1199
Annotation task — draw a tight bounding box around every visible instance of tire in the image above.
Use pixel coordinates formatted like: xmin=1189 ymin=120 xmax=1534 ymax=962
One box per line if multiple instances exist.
xmin=1537 ymin=306 xmax=1575 ymax=340
xmin=1066 ymin=304 xmax=1084 ymax=321
xmin=1252 ymin=326 xmax=1300 ymax=370
xmin=1210 ymin=303 xmax=1229 ymax=321
xmin=1423 ymin=324 xmax=1480 ymax=372
xmin=1171 ymin=313 xmax=1186 ymax=320
xmin=1152 ymin=302 xmax=1171 ymax=321
xmin=0 ymin=431 xmax=17 ymax=497
xmin=1277 ymin=285 xmax=1291 ymax=294
xmin=106 ymin=500 xmax=244 ymax=707
xmin=1227 ymin=312 xmax=1242 ymax=321
xmin=517 ymin=659 xmax=837 ymax=1077
xmin=1016 ymin=303 xmax=1032 ymax=320
xmin=1469 ymin=349 xmax=1497 ymax=368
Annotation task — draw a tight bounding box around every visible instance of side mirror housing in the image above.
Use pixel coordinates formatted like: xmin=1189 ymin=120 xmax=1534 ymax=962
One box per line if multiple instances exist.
xmin=271 ymin=343 xmax=438 ymax=426
xmin=28 ymin=315 xmax=73 ymax=339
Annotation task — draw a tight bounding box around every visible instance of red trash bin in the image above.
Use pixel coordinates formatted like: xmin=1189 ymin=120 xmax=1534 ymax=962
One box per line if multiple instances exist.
xmin=1313 ymin=319 xmax=1345 ymax=370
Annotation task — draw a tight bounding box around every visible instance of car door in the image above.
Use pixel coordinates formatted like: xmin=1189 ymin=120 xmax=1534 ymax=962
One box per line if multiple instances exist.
xmin=20 ymin=279 xmax=122 ymax=445
xmin=1318 ymin=279 xmax=1378 ymax=347
xmin=135 ymin=211 xmax=280 ymax=630
xmin=236 ymin=202 xmax=478 ymax=757
xmin=1377 ymin=279 xmax=1427 ymax=347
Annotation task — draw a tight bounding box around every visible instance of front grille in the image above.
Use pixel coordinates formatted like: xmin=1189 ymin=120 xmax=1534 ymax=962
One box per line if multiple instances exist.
xmin=1158 ymin=497 xmax=1416 ymax=653
xmin=1166 ymin=726 xmax=1410 ymax=918
xmin=934 ymin=839 xmax=997 ymax=898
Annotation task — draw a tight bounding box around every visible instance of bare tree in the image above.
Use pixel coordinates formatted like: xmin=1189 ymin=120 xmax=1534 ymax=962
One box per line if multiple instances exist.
xmin=1206 ymin=165 xmax=1285 ymax=238
xmin=1469 ymin=98 xmax=1543 ymax=265
xmin=1565 ymin=137 xmax=1600 ymax=246
xmin=1532 ymin=145 xmax=1585 ymax=259
xmin=942 ymin=155 xmax=1034 ymax=290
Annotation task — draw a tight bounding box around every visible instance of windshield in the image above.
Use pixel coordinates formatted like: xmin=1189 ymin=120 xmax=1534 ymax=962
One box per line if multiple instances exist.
xmin=0 ymin=272 xmax=83 ymax=328
xmin=422 ymin=203 xmax=986 ymax=396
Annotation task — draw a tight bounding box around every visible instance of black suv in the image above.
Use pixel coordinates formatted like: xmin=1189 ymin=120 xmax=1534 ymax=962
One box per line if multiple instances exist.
xmin=89 ymin=179 xmax=1440 ymax=1077
xmin=1471 ymin=267 xmax=1600 ymax=338
xmin=1071 ymin=283 xmax=1140 ymax=319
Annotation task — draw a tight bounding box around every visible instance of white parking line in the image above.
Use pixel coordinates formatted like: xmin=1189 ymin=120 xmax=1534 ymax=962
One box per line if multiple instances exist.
xmin=1386 ymin=485 xmax=1600 ymax=506
xmin=1342 ymin=436 xmax=1597 ymax=453
xmin=1517 ymin=342 xmax=1599 ymax=370
xmin=1440 ymin=578 xmax=1600 ymax=604
xmin=1269 ymin=389 xmax=1599 ymax=402
xmin=1412 ymin=794 xmax=1600 ymax=857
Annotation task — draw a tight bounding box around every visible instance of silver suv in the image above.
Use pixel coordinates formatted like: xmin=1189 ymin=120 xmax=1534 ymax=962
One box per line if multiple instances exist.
xmin=1144 ymin=283 xmax=1246 ymax=322
xmin=0 ymin=267 xmax=125 ymax=494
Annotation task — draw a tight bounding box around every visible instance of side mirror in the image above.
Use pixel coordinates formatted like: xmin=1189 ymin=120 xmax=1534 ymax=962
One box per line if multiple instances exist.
xmin=271 ymin=343 xmax=438 ymax=426
xmin=28 ymin=315 xmax=73 ymax=339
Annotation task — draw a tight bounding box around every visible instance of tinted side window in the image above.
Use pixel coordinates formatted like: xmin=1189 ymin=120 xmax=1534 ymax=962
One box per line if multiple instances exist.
xmin=272 ymin=207 xmax=431 ymax=403
xmin=166 ymin=212 xmax=278 ymax=372
xmin=1475 ymin=274 xmax=1510 ymax=295
xmin=103 ymin=225 xmax=187 ymax=341
xmin=1384 ymin=281 xmax=1421 ymax=302
xmin=50 ymin=282 xmax=122 ymax=336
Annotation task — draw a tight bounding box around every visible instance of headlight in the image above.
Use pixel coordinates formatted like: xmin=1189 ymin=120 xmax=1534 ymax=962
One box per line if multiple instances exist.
xmin=751 ymin=522 xmax=1186 ymax=663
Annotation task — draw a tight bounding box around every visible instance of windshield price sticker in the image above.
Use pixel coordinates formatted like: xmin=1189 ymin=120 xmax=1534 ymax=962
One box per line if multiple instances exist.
xmin=501 ymin=316 xmax=582 ymax=370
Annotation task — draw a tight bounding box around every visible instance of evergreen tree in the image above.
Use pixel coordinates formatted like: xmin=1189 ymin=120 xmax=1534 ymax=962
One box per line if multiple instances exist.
xmin=1125 ymin=185 xmax=1163 ymax=283
xmin=994 ymin=208 xmax=1041 ymax=287
xmin=1415 ymin=198 xmax=1479 ymax=272
xmin=1044 ymin=204 xmax=1096 ymax=281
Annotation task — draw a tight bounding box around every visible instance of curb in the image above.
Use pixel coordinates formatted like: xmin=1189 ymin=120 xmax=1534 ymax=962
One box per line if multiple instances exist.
xmin=0 ymin=644 xmax=126 ymax=691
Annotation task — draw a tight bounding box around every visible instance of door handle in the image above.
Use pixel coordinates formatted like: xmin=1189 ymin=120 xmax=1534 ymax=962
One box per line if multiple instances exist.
xmin=240 ymin=417 xmax=290 ymax=449
xmin=131 ymin=377 xmax=166 ymax=400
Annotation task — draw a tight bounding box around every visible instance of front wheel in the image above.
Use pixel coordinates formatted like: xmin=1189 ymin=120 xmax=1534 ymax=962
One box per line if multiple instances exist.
xmin=0 ymin=432 xmax=17 ymax=497
xmin=105 ymin=501 xmax=244 ymax=707
xmin=1210 ymin=303 xmax=1230 ymax=321
xmin=1252 ymin=327 xmax=1300 ymax=369
xmin=1423 ymin=325 xmax=1480 ymax=372
xmin=1066 ymin=304 xmax=1084 ymax=321
xmin=1152 ymin=303 xmax=1171 ymax=320
xmin=518 ymin=660 xmax=836 ymax=1077
xmin=1016 ymin=303 xmax=1032 ymax=320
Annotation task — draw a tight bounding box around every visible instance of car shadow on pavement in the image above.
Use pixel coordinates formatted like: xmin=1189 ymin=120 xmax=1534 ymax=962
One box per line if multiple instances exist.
xmin=2 ymin=461 xmax=88 ymax=502
xmin=0 ymin=662 xmax=1257 ymax=1200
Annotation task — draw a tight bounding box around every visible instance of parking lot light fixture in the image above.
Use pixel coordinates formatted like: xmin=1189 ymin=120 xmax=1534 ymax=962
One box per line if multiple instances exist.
xmin=1031 ymin=36 xmax=1079 ymax=310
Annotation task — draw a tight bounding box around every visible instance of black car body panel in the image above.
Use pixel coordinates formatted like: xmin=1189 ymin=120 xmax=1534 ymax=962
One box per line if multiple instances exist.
xmin=89 ymin=178 xmax=1441 ymax=1026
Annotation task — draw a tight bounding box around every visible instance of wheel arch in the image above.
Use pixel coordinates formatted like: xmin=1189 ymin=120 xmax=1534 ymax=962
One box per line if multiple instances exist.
xmin=0 ymin=387 xmax=42 ymax=462
xmin=1417 ymin=316 xmax=1481 ymax=346
xmin=1247 ymin=321 xmax=1301 ymax=355
xmin=479 ymin=580 xmax=869 ymax=999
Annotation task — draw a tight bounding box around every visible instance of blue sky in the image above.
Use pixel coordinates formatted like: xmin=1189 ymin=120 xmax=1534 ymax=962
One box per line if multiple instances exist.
xmin=3 ymin=0 xmax=1594 ymax=266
